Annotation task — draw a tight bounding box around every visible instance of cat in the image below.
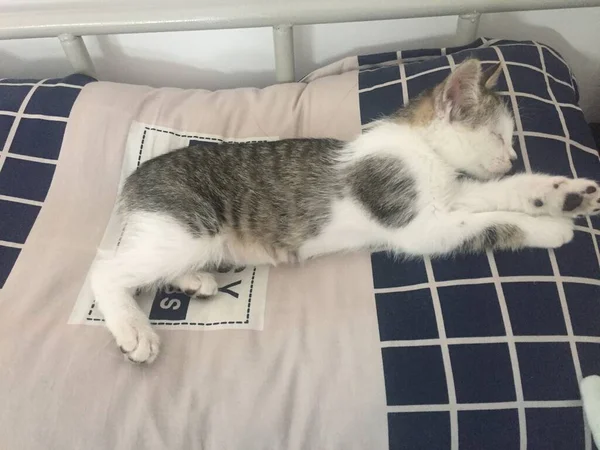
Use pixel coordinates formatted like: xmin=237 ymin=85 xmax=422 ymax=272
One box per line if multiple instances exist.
xmin=90 ymin=58 xmax=600 ymax=364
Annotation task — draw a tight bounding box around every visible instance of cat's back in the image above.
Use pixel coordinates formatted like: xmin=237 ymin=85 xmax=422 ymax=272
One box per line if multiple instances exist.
xmin=120 ymin=138 xmax=345 ymax=244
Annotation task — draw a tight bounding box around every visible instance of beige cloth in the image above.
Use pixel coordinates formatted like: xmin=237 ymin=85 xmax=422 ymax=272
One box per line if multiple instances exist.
xmin=0 ymin=70 xmax=389 ymax=449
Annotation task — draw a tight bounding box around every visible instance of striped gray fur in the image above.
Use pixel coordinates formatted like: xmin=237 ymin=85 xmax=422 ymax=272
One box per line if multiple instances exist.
xmin=457 ymin=224 xmax=525 ymax=253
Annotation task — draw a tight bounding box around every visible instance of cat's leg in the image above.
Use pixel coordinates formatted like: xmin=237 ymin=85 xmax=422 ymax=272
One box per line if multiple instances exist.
xmin=90 ymin=213 xmax=222 ymax=363
xmin=452 ymin=174 xmax=600 ymax=218
xmin=171 ymin=271 xmax=219 ymax=298
xmin=397 ymin=211 xmax=574 ymax=256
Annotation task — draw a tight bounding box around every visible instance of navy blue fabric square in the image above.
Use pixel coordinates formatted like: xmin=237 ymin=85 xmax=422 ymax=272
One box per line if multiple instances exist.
xmin=0 ymin=200 xmax=40 ymax=244
xmin=388 ymin=412 xmax=450 ymax=450
xmin=359 ymin=82 xmax=403 ymax=125
xmin=358 ymin=51 xmax=397 ymax=66
xmin=404 ymin=57 xmax=447 ymax=78
xmin=526 ymin=407 xmax=585 ymax=450
xmin=571 ymin=149 xmax=600 ymax=181
xmin=451 ymin=343 xmax=516 ymax=403
xmin=577 ymin=343 xmax=600 ymax=377
xmin=509 ymin=65 xmax=549 ymax=99
xmin=10 ymin=118 xmax=66 ymax=160
xmin=0 ymin=158 xmax=56 ymax=202
xmin=451 ymin=47 xmax=498 ymax=64
xmin=494 ymin=248 xmax=553 ymax=276
xmin=458 ymin=409 xmax=519 ymax=450
xmin=431 ymin=253 xmax=491 ymax=281
xmin=550 ymin=79 xmax=577 ymax=104
xmin=382 ymin=346 xmax=448 ymax=405
xmin=358 ymin=66 xmax=400 ymax=91
xmin=405 ymin=69 xmax=450 ymax=99
xmin=0 ymin=85 xmax=32 ymax=112
xmin=371 ymin=252 xmax=427 ymax=288
xmin=565 ymin=283 xmax=600 ymax=336
xmin=376 ymin=290 xmax=437 ymax=341
xmin=0 ymin=245 xmax=20 ymax=288
xmin=439 ymin=284 xmax=505 ymax=338
xmin=401 ymin=47 xmax=443 ymax=60
xmin=149 ymin=289 xmax=190 ymax=321
xmin=25 ymin=86 xmax=80 ymax=118
xmin=563 ymin=107 xmax=598 ymax=150
xmin=525 ymin=136 xmax=573 ymax=177
xmin=517 ymin=342 xmax=579 ymax=400
xmin=554 ymin=231 xmax=600 ymax=279
xmin=501 ymin=44 xmax=541 ymax=67
xmin=517 ymin=97 xmax=562 ymax=134
xmin=42 ymin=74 xmax=94 ymax=86
xmin=503 ymin=282 xmax=567 ymax=336
xmin=543 ymin=48 xmax=571 ymax=83
xmin=0 ymin=115 xmax=14 ymax=146
xmin=445 ymin=39 xmax=487 ymax=56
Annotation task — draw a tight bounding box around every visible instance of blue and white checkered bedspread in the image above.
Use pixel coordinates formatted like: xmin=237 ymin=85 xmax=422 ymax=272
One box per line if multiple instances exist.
xmin=0 ymin=74 xmax=95 ymax=289
xmin=359 ymin=38 xmax=600 ymax=449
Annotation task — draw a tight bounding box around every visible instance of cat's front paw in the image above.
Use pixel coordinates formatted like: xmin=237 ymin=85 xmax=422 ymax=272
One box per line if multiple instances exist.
xmin=531 ymin=177 xmax=600 ymax=218
xmin=106 ymin=313 xmax=160 ymax=364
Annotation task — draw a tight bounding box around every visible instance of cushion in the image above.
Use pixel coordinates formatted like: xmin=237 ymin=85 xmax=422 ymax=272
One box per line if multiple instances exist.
xmin=360 ymin=38 xmax=600 ymax=449
xmin=0 ymin=74 xmax=94 ymax=289
xmin=0 ymin=38 xmax=597 ymax=450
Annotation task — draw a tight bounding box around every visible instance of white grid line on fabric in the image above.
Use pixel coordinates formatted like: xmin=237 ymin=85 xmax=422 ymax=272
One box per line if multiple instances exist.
xmin=397 ymin=51 xmax=409 ymax=108
xmin=0 ymin=82 xmax=83 ymax=89
xmin=0 ymin=79 xmax=47 ymax=175
xmin=517 ymin=131 xmax=598 ymax=157
xmin=387 ymin=400 xmax=582 ymax=414
xmin=5 ymin=153 xmax=58 ymax=165
xmin=358 ymin=58 xmax=574 ymax=95
xmin=0 ymin=194 xmax=43 ymax=207
xmin=487 ymin=250 xmax=527 ymax=450
xmin=375 ymin=275 xmax=600 ymax=295
xmin=536 ymin=44 xmax=578 ymax=179
xmin=574 ymin=225 xmax=600 ymax=235
xmin=536 ymin=42 xmax=593 ymax=450
xmin=501 ymin=61 xmax=574 ymax=90
xmin=437 ymin=53 xmax=457 ymax=450
xmin=381 ymin=335 xmax=600 ymax=349
xmin=0 ymin=111 xmax=69 ymax=122
xmin=494 ymin=47 xmax=532 ymax=173
xmin=496 ymin=91 xmax=583 ymax=111
xmin=0 ymin=240 xmax=23 ymax=249
xmin=425 ymin=256 xmax=459 ymax=450
xmin=483 ymin=40 xmax=571 ymax=76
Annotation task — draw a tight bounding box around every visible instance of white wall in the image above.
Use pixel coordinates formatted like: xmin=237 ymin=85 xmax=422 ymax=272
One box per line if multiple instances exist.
xmin=1 ymin=7 xmax=600 ymax=121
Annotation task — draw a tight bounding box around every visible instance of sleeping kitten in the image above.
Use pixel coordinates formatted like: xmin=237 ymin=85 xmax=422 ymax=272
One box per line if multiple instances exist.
xmin=91 ymin=59 xmax=600 ymax=363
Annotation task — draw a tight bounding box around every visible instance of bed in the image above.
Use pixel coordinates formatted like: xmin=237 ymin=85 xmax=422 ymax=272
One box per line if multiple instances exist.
xmin=1 ymin=3 xmax=600 ymax=450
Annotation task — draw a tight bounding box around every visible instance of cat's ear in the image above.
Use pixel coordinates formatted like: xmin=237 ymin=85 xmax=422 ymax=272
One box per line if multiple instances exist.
xmin=481 ymin=62 xmax=502 ymax=89
xmin=437 ymin=59 xmax=483 ymax=118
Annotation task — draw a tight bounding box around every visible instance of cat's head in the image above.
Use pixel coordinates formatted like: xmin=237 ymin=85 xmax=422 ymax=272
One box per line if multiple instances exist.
xmin=400 ymin=58 xmax=516 ymax=180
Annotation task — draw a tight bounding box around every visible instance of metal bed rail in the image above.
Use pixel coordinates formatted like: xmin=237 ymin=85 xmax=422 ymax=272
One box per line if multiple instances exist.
xmin=1 ymin=0 xmax=599 ymax=82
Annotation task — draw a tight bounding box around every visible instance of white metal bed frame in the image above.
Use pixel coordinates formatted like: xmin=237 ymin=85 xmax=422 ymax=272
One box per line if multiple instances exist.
xmin=1 ymin=1 xmax=600 ymax=83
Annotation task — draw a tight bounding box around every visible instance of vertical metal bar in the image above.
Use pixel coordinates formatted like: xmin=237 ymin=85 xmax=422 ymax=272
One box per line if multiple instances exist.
xmin=455 ymin=12 xmax=481 ymax=46
xmin=58 ymin=33 xmax=96 ymax=77
xmin=272 ymin=25 xmax=295 ymax=83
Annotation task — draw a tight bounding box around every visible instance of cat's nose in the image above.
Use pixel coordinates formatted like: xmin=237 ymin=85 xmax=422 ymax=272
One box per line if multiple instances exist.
xmin=509 ymin=147 xmax=518 ymax=161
